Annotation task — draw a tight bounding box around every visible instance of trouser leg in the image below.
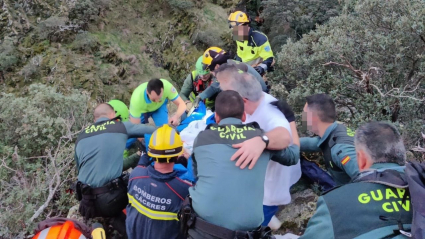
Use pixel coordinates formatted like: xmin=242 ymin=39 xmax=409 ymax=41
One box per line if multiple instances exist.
xmin=261 ymin=205 xmax=279 ymax=226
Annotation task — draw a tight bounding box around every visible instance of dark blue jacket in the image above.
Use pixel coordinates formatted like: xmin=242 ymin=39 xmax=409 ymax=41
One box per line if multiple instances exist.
xmin=126 ymin=165 xmax=192 ymax=239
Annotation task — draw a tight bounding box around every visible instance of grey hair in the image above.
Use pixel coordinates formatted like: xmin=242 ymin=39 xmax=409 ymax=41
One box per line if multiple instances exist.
xmin=226 ymin=72 xmax=263 ymax=102
xmin=354 ymin=121 xmax=406 ymax=165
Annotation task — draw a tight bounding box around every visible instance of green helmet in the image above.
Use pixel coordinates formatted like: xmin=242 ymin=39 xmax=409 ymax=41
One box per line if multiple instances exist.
xmin=108 ymin=99 xmax=129 ymax=122
xmin=196 ymin=56 xmax=210 ymax=76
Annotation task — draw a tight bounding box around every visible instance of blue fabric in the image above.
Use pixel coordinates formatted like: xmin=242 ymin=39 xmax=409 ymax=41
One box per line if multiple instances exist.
xmin=262 ymin=205 xmax=279 ymax=226
xmin=300 ymin=156 xmax=336 ymax=192
xmin=125 ymin=100 xmax=168 ymax=149
xmin=179 ymin=156 xmax=196 ymax=183
xmin=206 ymin=113 xmax=216 ymax=125
xmin=176 ymin=101 xmax=206 ymax=132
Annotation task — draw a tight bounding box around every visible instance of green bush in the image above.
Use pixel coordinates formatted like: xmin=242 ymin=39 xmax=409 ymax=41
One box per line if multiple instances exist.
xmin=0 ymin=84 xmax=92 ymax=237
xmin=272 ymin=0 xmax=425 ymax=156
xmin=261 ymin=0 xmax=342 ymax=52
xmin=0 ymin=38 xmax=19 ymax=72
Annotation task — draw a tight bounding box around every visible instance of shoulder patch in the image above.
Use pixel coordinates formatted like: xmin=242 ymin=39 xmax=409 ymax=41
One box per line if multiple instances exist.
xmin=264 ymin=45 xmax=271 ymax=52
xmin=171 ymin=87 xmax=176 ymax=93
xmin=341 ymin=156 xmax=351 ymax=165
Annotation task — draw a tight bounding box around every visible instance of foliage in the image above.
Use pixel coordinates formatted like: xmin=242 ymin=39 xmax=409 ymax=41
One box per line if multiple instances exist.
xmin=68 ymin=0 xmax=110 ymax=29
xmin=166 ymin=0 xmax=195 ymax=11
xmin=0 ymin=84 xmax=92 ymax=237
xmin=72 ymin=31 xmax=100 ymax=53
xmin=0 ymin=38 xmax=19 ymax=72
xmin=273 ymin=0 xmax=425 ymax=155
xmin=261 ymin=0 xmax=342 ymax=52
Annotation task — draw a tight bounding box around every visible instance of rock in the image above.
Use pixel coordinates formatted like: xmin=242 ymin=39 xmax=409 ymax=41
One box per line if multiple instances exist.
xmin=275 ymin=189 xmax=318 ymax=235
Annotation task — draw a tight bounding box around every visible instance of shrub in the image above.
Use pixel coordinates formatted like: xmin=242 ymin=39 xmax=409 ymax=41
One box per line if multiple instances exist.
xmin=272 ymin=0 xmax=425 ymax=156
xmin=0 ymin=84 xmax=92 ymax=237
xmin=0 ymin=38 xmax=19 ymax=72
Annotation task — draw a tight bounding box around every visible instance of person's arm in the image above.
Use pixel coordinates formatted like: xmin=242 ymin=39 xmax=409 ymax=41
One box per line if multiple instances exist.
xmin=198 ymin=80 xmax=221 ymax=100
xmin=123 ymin=122 xmax=156 ymax=138
xmin=300 ymin=137 xmax=321 ymax=152
xmin=258 ymin=40 xmax=274 ymax=71
xmin=123 ymin=152 xmax=141 ymax=171
xmin=169 ymin=96 xmax=186 ymax=125
xmin=290 ymin=122 xmax=300 ymax=147
xmin=299 ymin=197 xmax=335 ymax=239
xmin=246 ymin=64 xmax=268 ymax=92
xmin=269 ymin=144 xmax=300 ymax=166
xmin=179 ymin=74 xmax=194 ymax=102
xmin=331 ymin=144 xmax=360 ymax=179
xmin=231 ymin=126 xmax=291 ymax=169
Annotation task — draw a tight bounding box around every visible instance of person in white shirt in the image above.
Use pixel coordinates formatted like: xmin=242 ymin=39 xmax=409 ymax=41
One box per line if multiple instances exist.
xmin=217 ymin=65 xmax=302 ymax=227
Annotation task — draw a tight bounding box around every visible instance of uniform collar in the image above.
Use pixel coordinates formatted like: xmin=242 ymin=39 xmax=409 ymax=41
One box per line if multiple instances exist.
xmin=95 ymin=117 xmax=110 ymax=123
xmin=147 ymin=165 xmax=178 ymax=181
xmin=144 ymin=90 xmax=152 ymax=104
xmin=218 ymin=117 xmax=243 ymax=125
xmin=317 ymin=122 xmax=338 ymax=147
xmin=370 ymin=163 xmax=404 ymax=171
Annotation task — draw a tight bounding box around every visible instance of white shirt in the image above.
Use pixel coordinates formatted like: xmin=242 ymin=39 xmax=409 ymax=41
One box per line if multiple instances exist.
xmin=245 ymin=93 xmax=302 ymax=206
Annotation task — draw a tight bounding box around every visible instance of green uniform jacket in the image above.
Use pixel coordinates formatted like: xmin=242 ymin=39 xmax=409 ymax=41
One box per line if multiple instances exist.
xmin=179 ymin=71 xmax=216 ymax=108
xmin=301 ymin=163 xmax=412 ymax=239
xmin=75 ymin=117 xmax=156 ymax=187
xmin=189 ymin=117 xmax=299 ymax=231
xmin=300 ymin=122 xmax=359 ymax=185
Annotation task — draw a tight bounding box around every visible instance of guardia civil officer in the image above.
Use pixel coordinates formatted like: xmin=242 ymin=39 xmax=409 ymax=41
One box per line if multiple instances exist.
xmin=300 ymin=94 xmax=359 ymax=185
xmin=301 ymin=121 xmax=412 ymax=238
xmin=74 ymin=103 xmax=156 ymax=235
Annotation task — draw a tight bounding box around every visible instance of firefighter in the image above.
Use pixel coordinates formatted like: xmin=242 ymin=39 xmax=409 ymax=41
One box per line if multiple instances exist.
xmin=228 ymin=11 xmax=275 ymax=76
xmin=126 ymin=124 xmax=192 ymax=239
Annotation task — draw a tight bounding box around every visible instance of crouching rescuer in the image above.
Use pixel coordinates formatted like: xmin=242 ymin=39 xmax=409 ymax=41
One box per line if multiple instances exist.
xmin=126 ymin=125 xmax=192 ymax=239
xmin=74 ymin=103 xmax=156 ymax=236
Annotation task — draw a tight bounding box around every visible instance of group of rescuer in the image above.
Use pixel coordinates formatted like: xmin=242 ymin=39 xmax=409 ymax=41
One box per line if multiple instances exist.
xmin=33 ymin=10 xmax=418 ymax=239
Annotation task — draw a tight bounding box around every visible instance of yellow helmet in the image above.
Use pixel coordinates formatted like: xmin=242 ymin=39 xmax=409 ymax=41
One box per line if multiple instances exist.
xmin=202 ymin=47 xmax=226 ymax=70
xmin=148 ymin=124 xmax=183 ymax=162
xmin=228 ymin=11 xmax=250 ymax=28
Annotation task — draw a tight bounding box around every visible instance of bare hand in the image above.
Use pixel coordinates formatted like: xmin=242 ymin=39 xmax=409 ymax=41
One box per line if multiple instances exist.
xmin=169 ymin=115 xmax=180 ymax=126
xmin=231 ymin=136 xmax=266 ymax=169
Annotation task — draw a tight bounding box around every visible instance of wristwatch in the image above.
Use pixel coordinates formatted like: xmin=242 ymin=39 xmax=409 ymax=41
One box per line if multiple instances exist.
xmin=261 ymin=135 xmax=269 ymax=148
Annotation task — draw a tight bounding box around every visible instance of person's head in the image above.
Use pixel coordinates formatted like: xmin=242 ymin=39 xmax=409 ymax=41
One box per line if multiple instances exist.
xmin=214 ymin=90 xmax=246 ymax=123
xmin=303 ymin=94 xmax=336 ymax=135
xmin=93 ymin=103 xmax=116 ymax=122
xmin=147 ymin=79 xmax=164 ymax=103
xmin=202 ymin=47 xmax=230 ymax=72
xmin=355 ymin=121 xmax=406 ymax=171
xmin=220 ymin=72 xmax=263 ymax=115
xmin=228 ymin=11 xmax=250 ymax=41
xmin=195 ymin=55 xmax=212 ymax=81
xmin=108 ymin=99 xmax=129 ymax=122
xmin=148 ymin=124 xmax=183 ymax=165
xmin=214 ymin=63 xmax=241 ymax=86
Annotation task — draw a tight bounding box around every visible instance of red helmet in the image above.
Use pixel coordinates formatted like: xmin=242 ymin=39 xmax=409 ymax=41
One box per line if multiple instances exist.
xmin=33 ymin=221 xmax=87 ymax=239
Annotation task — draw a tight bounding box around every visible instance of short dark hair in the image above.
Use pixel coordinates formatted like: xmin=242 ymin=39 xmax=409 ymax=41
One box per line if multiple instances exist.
xmin=147 ymin=79 xmax=164 ymax=95
xmin=215 ymin=90 xmax=244 ymax=119
xmin=305 ymin=94 xmax=336 ymax=123
xmin=354 ymin=121 xmax=406 ymax=165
